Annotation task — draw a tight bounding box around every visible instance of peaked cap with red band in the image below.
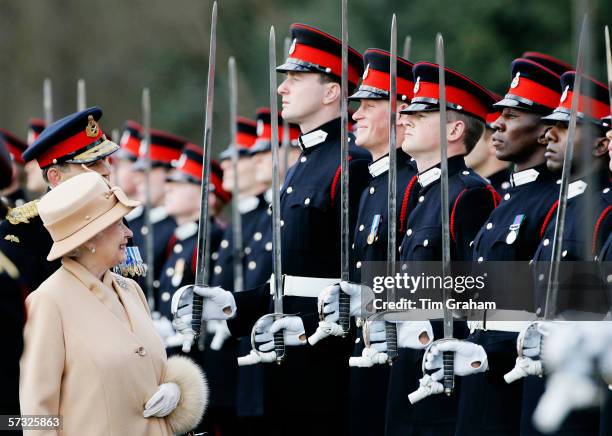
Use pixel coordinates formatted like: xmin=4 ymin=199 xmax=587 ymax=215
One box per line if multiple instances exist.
xmin=349 ymin=48 xmax=414 ymax=102
xmin=276 ymin=23 xmax=364 ymax=87
xmin=494 ymin=58 xmax=561 ymax=114
xmin=22 ymin=106 xmax=119 ymax=169
xmin=168 ymin=143 xmax=231 ymax=203
xmin=132 ymin=128 xmax=187 ymax=170
xmin=117 ymin=120 xmax=142 ymax=162
xmin=485 ymin=91 xmax=503 ymax=128
xmin=0 ymin=129 xmax=28 ymax=165
xmin=542 ymin=71 xmax=610 ymax=128
xmin=250 ymin=107 xmax=301 ymax=155
xmin=27 ymin=118 xmax=46 ymax=146
xmin=522 ymin=52 xmax=573 ymax=76
xmin=401 ymin=62 xmax=495 ymax=122
xmin=219 ymin=116 xmax=258 ymax=161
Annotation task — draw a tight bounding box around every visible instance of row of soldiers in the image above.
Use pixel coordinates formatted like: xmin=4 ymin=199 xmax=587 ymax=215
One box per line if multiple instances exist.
xmin=1 ymin=20 xmax=611 ymax=436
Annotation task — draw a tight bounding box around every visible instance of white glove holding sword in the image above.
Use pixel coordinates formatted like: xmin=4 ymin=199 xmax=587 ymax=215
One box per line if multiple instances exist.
xmin=171 ymin=284 xmax=237 ymax=352
xmin=309 ymin=281 xmax=374 ymax=345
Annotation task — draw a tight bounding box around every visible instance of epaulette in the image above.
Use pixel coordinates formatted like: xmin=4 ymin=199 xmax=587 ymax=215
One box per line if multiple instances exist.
xmin=6 ymin=200 xmax=39 ymax=225
xmin=0 ymin=250 xmax=19 ymax=279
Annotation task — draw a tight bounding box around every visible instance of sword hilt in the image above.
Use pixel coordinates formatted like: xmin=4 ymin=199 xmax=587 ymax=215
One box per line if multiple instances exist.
xmin=338 ymin=292 xmax=351 ymax=336
xmin=442 ymin=350 xmax=454 ymax=395
xmin=191 ymin=294 xmax=204 ymax=337
xmin=273 ymin=329 xmax=285 ymax=364
xmin=385 ymin=321 xmax=398 ymax=364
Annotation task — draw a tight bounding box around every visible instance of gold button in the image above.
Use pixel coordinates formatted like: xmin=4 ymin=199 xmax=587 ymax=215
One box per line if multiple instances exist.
xmin=85 ymin=215 xmax=91 ymax=220
xmin=135 ymin=346 xmax=146 ymax=356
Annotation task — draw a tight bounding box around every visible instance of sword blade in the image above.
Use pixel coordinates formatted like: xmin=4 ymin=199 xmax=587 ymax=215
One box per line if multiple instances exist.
xmin=605 ymin=25 xmax=612 ymax=114
xmin=544 ymin=14 xmax=588 ymax=320
xmin=436 ymin=33 xmax=454 ymax=395
xmin=43 ymin=78 xmax=53 ymax=124
xmin=282 ymin=37 xmax=292 ymax=179
xmin=269 ymin=26 xmax=285 ymax=364
xmin=229 ymin=56 xmax=244 ymax=293
xmin=402 ymin=35 xmax=412 ymax=60
xmin=386 ymin=13 xmax=399 ymax=364
xmin=77 ymin=79 xmax=86 ymax=111
xmin=192 ymin=1 xmax=218 ymax=336
xmin=141 ymin=88 xmax=155 ymax=311
xmin=338 ymin=0 xmax=351 ymax=336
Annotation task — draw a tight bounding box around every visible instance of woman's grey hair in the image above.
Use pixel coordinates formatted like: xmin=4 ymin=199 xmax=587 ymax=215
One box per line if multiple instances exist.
xmin=66 ymin=246 xmax=83 ymax=259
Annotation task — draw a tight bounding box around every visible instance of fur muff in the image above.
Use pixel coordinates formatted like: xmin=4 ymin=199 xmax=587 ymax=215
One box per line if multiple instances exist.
xmin=164 ymin=355 xmax=208 ymax=434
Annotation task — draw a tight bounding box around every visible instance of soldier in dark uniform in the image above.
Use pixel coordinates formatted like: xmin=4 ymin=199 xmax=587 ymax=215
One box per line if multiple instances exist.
xmin=174 ymin=23 xmax=372 ymax=436
xmin=232 ymin=110 xmax=300 ymax=435
xmin=0 ymin=107 xmax=120 ymax=293
xmin=0 ymin=129 xmax=28 ymax=208
xmin=390 ymin=62 xmax=499 ymax=436
xmin=112 ymin=120 xmax=142 ymax=200
xmin=517 ymin=71 xmax=611 ymax=436
xmin=466 ymin=101 xmax=513 ymax=195
xmin=154 ymin=142 xmax=230 ymax=435
xmin=213 ymin=115 xmax=261 ymax=292
xmin=456 ymin=58 xmax=565 ymax=436
xmin=312 ymin=48 xmax=421 ymax=436
xmin=0 ymin=139 xmax=25 ymax=434
xmin=599 ymin=120 xmax=612 ymax=436
xmin=127 ymin=128 xmax=183 ymax=307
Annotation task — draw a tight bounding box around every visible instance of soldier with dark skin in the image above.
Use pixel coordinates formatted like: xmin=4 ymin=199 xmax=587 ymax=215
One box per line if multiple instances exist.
xmin=457 ymin=57 xmax=565 ymax=436
xmin=515 ymin=72 xmax=611 ymax=436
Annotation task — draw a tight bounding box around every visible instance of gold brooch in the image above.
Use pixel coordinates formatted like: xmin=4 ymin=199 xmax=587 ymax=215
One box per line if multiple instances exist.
xmin=86 ymin=115 xmax=99 ymax=138
xmin=4 ymin=234 xmax=20 ymax=243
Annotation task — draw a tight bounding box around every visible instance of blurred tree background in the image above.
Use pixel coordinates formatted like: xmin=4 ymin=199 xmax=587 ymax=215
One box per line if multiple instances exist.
xmin=0 ymin=0 xmax=610 ymax=155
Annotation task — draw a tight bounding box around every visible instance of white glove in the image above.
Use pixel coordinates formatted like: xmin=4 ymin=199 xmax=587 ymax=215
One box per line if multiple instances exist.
xmin=504 ymin=356 xmax=543 ymax=383
xmin=170 ymin=285 xmax=236 ymax=353
xmin=408 ymin=374 xmax=444 ymax=404
xmin=317 ymin=281 xmax=373 ymax=322
xmin=153 ymin=316 xmax=175 ymax=342
xmin=397 ymin=321 xmax=434 ymax=349
xmin=143 ymin=382 xmax=181 ymax=418
xmin=196 ymin=286 xmax=237 ymax=320
xmin=348 ymin=321 xmax=388 ymax=367
xmin=239 ymin=315 xmax=307 ymax=365
xmin=208 ymin=320 xmax=232 ymax=351
xmin=425 ymin=340 xmax=488 ymax=380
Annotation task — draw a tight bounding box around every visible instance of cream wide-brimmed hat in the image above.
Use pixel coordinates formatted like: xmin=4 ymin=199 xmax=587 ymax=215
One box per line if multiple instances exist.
xmin=38 ymin=172 xmax=140 ymax=261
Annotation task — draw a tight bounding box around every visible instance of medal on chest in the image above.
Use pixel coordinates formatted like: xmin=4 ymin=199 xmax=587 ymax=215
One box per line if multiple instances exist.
xmin=367 ymin=214 xmax=382 ymax=245
xmin=171 ymin=258 xmax=186 ymax=287
xmin=506 ymin=214 xmax=525 ymax=245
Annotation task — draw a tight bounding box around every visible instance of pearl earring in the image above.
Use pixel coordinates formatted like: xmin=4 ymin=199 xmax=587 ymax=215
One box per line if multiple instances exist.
xmin=90 ymin=245 xmax=96 ymax=254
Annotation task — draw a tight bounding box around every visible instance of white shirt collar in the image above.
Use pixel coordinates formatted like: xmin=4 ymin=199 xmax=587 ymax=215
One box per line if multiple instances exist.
xmin=368 ymin=155 xmax=390 ymax=178
xmin=511 ymin=168 xmax=540 ymax=187
xmin=567 ymin=179 xmax=588 ymax=199
xmin=418 ymin=167 xmax=442 ymax=188
xmin=125 ymin=205 xmax=143 ymax=222
xmin=237 ymin=196 xmax=260 ymax=214
xmin=150 ymin=206 xmax=169 ymax=224
xmin=264 ymin=188 xmax=273 ymax=204
xmin=299 ymin=129 xmax=328 ymax=150
xmin=174 ymin=221 xmax=199 ymax=240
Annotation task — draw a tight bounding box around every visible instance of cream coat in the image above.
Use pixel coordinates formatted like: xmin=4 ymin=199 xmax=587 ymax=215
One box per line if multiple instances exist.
xmin=20 ymin=257 xmax=207 ymax=436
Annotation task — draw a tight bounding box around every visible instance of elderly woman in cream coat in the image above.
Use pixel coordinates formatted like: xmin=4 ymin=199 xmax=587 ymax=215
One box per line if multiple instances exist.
xmin=20 ymin=172 xmax=207 ymax=436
